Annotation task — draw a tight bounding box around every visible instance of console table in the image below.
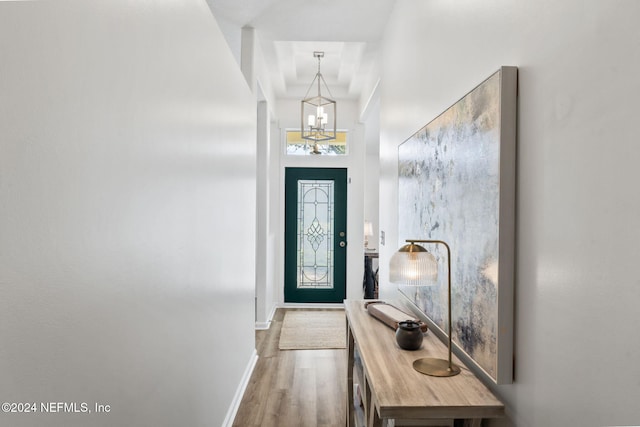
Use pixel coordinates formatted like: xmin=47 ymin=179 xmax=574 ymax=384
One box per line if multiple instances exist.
xmin=345 ymin=299 xmax=504 ymax=427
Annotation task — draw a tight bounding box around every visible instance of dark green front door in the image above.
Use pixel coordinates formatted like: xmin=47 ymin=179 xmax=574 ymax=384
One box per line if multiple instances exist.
xmin=284 ymin=168 xmax=347 ymax=303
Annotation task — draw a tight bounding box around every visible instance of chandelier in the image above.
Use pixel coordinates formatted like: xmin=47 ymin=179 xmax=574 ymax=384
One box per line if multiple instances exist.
xmin=300 ymin=51 xmax=337 ymax=153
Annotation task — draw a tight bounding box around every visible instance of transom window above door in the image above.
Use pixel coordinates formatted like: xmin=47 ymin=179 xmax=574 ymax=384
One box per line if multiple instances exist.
xmin=285 ymin=130 xmax=348 ymax=156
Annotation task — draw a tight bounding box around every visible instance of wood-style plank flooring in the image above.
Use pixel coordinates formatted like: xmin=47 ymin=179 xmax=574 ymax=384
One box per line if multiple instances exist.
xmin=233 ymin=308 xmax=347 ymax=427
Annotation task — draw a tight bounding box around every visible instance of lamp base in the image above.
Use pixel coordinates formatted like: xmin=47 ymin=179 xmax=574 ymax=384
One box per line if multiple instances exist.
xmin=413 ymin=357 xmax=461 ymax=377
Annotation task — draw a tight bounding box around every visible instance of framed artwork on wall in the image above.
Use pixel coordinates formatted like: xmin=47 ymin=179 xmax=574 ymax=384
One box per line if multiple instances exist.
xmin=397 ymin=66 xmax=517 ymax=384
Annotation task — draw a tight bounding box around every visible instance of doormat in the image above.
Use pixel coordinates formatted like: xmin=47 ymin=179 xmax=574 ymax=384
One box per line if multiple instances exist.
xmin=278 ymin=310 xmax=346 ymax=350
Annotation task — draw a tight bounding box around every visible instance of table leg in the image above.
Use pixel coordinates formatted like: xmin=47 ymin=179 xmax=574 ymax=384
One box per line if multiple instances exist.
xmin=346 ymin=319 xmax=355 ymax=427
xmin=367 ymin=395 xmax=382 ymax=427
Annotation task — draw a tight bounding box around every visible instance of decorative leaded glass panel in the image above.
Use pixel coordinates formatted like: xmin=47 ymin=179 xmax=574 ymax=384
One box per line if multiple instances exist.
xmin=297 ymin=180 xmax=334 ymax=289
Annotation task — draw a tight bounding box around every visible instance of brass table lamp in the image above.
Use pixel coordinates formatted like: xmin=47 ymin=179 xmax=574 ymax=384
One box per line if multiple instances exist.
xmin=390 ymin=239 xmax=461 ymax=377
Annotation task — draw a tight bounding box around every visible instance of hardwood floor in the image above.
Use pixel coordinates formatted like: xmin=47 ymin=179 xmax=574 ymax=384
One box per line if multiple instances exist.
xmin=233 ymin=308 xmax=347 ymax=427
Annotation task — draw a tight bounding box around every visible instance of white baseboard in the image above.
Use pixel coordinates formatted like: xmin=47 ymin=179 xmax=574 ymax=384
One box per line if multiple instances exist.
xmin=255 ymin=304 xmax=278 ymax=330
xmin=221 ymin=349 xmax=258 ymax=427
xmin=255 ymin=321 xmax=271 ymax=330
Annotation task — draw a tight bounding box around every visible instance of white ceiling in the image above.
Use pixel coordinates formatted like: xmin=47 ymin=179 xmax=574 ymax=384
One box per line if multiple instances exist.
xmin=207 ymin=0 xmax=396 ymax=100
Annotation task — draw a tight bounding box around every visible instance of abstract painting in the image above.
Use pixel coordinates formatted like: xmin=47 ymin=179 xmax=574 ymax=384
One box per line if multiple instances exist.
xmin=397 ymin=67 xmax=517 ymax=384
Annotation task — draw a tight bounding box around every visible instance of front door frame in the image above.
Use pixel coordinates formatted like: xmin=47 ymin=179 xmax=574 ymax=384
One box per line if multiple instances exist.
xmin=284 ymin=167 xmax=348 ymax=303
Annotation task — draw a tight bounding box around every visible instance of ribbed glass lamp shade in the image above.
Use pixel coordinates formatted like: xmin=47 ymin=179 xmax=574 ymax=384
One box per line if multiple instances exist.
xmin=389 ymin=243 xmax=438 ymax=286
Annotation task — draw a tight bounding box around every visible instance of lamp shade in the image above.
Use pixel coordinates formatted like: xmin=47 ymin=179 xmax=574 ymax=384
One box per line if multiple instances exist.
xmin=389 ymin=242 xmax=438 ymax=286
xmin=364 ymin=221 xmax=373 ymax=237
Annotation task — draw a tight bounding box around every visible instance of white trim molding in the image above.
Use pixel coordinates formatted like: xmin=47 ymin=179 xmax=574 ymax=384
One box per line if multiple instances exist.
xmin=255 ymin=304 xmax=278 ymax=330
xmin=221 ymin=349 xmax=258 ymax=427
xmin=279 ymin=302 xmax=345 ymax=309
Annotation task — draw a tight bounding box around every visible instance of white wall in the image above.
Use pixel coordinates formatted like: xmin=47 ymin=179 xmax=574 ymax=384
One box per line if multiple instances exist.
xmin=363 ymin=96 xmax=381 ymax=251
xmin=379 ymin=1 xmax=640 ymax=426
xmin=240 ymin=26 xmax=277 ymax=110
xmin=255 ymin=99 xmax=275 ymax=328
xmin=364 ymin=150 xmax=380 ymax=249
xmin=240 ymin=27 xmax=280 ymax=328
xmin=212 ymin=12 xmax=242 ymax=67
xmin=0 ymin=2 xmax=256 ymax=426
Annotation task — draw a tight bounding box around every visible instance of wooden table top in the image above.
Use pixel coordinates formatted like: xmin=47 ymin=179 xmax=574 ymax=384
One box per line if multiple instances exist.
xmin=345 ymin=299 xmax=505 ymax=420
